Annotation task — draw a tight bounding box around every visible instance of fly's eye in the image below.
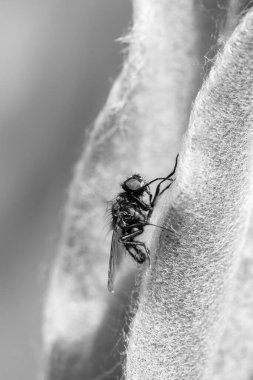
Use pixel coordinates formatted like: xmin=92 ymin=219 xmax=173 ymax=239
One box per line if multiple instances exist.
xmin=122 ymin=174 xmax=145 ymax=192
xmin=125 ymin=175 xmax=146 ymax=191
xmin=125 ymin=178 xmax=142 ymax=191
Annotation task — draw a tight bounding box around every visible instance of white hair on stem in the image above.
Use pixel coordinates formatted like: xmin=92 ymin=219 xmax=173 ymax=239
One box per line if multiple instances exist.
xmin=43 ymin=1 xmax=253 ymax=379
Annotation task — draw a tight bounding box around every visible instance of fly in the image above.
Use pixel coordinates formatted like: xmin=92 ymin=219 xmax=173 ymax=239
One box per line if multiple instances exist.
xmin=107 ymin=154 xmax=178 ymax=292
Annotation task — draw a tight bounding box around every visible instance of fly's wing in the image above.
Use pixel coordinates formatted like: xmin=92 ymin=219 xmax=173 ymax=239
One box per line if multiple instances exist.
xmin=108 ymin=227 xmax=122 ymax=293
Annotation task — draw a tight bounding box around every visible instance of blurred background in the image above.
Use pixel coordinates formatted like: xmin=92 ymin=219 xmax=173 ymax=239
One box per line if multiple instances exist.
xmin=0 ymin=2 xmax=131 ymax=379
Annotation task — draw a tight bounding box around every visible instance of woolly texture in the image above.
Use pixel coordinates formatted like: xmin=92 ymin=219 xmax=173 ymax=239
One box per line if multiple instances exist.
xmin=43 ymin=1 xmax=253 ymax=379
xmin=43 ymin=0 xmax=200 ymax=379
xmin=125 ymin=8 xmax=253 ymax=380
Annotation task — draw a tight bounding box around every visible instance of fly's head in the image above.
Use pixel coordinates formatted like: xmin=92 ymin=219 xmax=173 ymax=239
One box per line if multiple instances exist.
xmin=121 ymin=174 xmax=146 ymax=194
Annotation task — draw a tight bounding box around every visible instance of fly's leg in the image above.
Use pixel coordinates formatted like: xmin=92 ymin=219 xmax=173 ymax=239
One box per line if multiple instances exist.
xmin=125 ymin=245 xmax=145 ymax=264
xmin=119 ymin=227 xmax=151 ymax=266
xmin=123 ymin=240 xmax=151 ymax=266
xmin=132 ymin=154 xmax=179 ymax=211
xmin=121 ymin=222 xmax=148 ymax=231
xmin=120 ymin=228 xmax=144 ymax=241
xmin=159 ymin=180 xmax=175 ymax=197
xmin=150 ymin=180 xmax=174 ymax=210
xmin=150 ymin=154 xmax=179 ymax=210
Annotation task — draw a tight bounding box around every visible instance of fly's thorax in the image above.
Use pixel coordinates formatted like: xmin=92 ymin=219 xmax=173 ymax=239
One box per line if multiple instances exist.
xmin=125 ymin=206 xmax=147 ymax=224
xmin=140 ymin=190 xmax=150 ymax=205
xmin=111 ymin=190 xmax=150 ymax=227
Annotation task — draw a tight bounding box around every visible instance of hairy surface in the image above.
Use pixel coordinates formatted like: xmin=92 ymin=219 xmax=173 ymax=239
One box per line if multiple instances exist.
xmin=126 ymin=7 xmax=253 ymax=380
xmin=43 ymin=1 xmax=200 ymax=378
xmin=43 ymin=1 xmax=253 ymax=379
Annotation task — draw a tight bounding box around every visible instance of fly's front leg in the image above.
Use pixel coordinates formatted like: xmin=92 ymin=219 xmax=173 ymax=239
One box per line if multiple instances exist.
xmin=159 ymin=180 xmax=175 ymax=197
xmin=150 ymin=179 xmax=174 ymax=210
xmin=150 ymin=154 xmax=179 ymax=210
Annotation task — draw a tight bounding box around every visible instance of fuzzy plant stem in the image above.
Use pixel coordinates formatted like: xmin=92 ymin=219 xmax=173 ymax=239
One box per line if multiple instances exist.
xmin=42 ymin=1 xmax=253 ymax=379
xmin=125 ymin=8 xmax=253 ymax=380
xmin=43 ymin=1 xmax=200 ymax=379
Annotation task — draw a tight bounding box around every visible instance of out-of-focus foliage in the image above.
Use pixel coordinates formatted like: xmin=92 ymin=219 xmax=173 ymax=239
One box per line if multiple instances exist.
xmin=0 ymin=2 xmax=131 ymax=379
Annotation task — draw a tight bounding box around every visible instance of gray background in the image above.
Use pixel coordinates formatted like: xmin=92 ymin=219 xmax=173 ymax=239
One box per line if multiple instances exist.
xmin=0 ymin=2 xmax=131 ymax=379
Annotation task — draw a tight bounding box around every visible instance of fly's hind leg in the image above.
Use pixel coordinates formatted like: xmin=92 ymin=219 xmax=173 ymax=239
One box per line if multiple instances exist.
xmin=119 ymin=225 xmax=151 ymax=266
xmin=123 ymin=240 xmax=151 ymax=267
xmin=125 ymin=245 xmax=145 ymax=265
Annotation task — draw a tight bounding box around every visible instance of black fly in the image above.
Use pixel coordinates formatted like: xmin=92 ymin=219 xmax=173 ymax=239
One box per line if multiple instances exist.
xmin=107 ymin=154 xmax=178 ymax=292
